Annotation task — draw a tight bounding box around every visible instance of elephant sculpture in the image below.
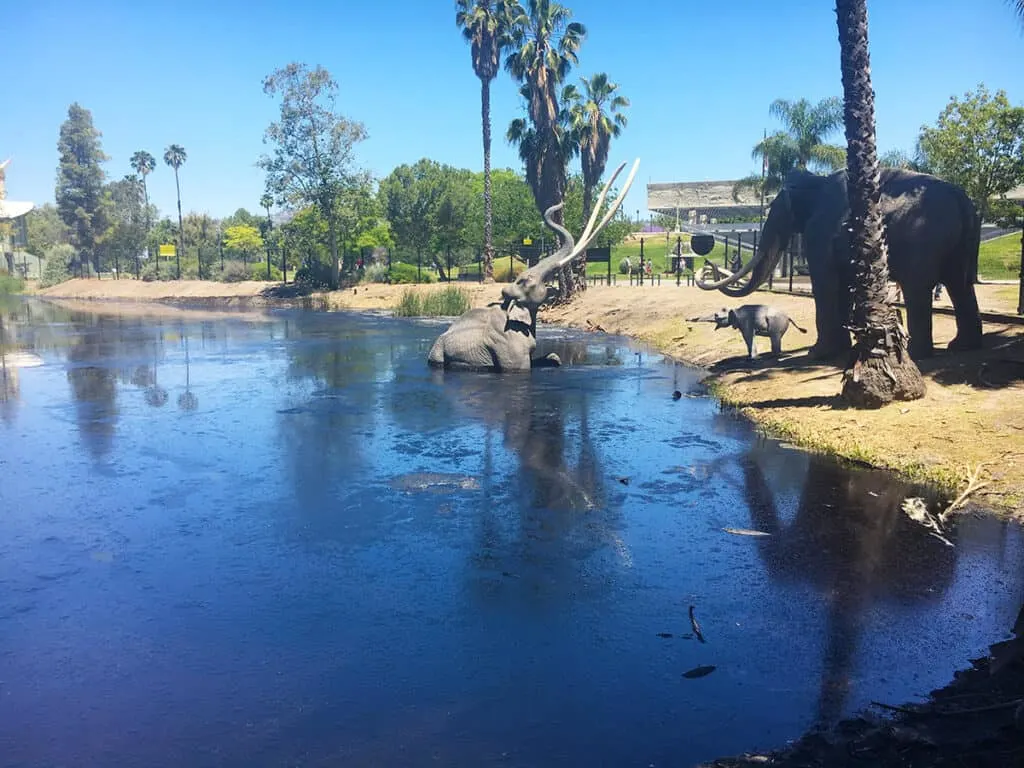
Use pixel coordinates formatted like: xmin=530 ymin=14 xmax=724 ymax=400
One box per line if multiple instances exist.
xmin=696 ymin=169 xmax=983 ymax=360
xmin=427 ymin=159 xmax=639 ymax=372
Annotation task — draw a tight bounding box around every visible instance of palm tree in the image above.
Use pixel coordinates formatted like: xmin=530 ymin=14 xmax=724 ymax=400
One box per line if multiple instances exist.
xmin=163 ymin=144 xmax=187 ymax=279
xmin=759 ymin=97 xmax=845 ymax=173
xmin=504 ymin=0 xmax=585 ymax=228
xmin=129 ymin=150 xmax=156 ymax=279
xmin=456 ymin=0 xmax=512 ymax=283
xmin=566 ymin=73 xmax=628 ymax=290
xmin=835 ymin=0 xmax=925 ymax=407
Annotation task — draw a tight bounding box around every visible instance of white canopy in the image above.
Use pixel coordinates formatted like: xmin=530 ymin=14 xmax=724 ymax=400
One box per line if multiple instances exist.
xmin=0 ymin=200 xmax=34 ymax=220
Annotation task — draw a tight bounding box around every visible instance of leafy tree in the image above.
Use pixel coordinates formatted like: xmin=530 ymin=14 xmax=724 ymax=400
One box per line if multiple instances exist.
xmin=56 ymin=103 xmax=109 ymax=272
xmin=763 ymin=97 xmax=846 ymax=171
xmin=103 ymin=175 xmax=146 ymax=277
xmin=130 ymin=150 xmax=156 ymax=275
xmin=379 ymin=159 xmax=453 ymax=279
xmin=919 ymin=84 xmax=1024 ymax=224
xmin=221 ymin=208 xmax=259 ymax=230
xmin=163 ymin=144 xmax=187 ymax=278
xmin=333 ymin=171 xmax=379 ymax=273
xmin=504 ymin=0 xmax=585 ymax=228
xmin=223 ymin=224 xmax=263 ymax=265
xmin=878 ymin=143 xmax=933 ymax=173
xmin=259 ymin=62 xmax=368 ymax=288
xmin=467 ymin=167 xmax=540 ymax=249
xmin=456 ymin=0 xmax=513 ymax=281
xmin=25 ymin=204 xmax=70 ymax=256
xmin=835 ymin=0 xmax=925 ymax=408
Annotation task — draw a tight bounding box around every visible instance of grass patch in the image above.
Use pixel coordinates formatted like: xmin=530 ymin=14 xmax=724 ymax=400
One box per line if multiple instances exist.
xmin=978 ymin=233 xmax=1021 ymax=281
xmin=393 ymin=286 xmax=471 ymax=318
xmin=0 ymin=274 xmax=24 ymax=294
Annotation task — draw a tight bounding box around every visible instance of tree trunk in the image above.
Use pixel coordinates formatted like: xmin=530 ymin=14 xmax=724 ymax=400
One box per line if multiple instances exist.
xmin=327 ymin=215 xmax=340 ymax=289
xmin=174 ymin=169 xmax=184 ymax=280
xmin=481 ymin=77 xmax=495 ymax=283
xmin=836 ymin=0 xmax=926 ymax=408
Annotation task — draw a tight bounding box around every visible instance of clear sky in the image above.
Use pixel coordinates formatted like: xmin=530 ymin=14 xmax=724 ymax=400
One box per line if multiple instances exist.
xmin=3 ymin=0 xmax=1022 ymax=223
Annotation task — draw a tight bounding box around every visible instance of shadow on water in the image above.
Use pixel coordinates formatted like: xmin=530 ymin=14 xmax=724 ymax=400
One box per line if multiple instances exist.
xmin=0 ymin=300 xmax=1022 ymax=767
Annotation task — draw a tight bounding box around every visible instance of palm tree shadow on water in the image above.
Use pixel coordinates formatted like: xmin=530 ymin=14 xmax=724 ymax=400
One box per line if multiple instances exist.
xmin=740 ymin=450 xmax=959 ymax=727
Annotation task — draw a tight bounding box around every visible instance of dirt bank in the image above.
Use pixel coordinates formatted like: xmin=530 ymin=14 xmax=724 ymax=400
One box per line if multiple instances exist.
xmin=36 ymin=278 xmax=1024 ymax=515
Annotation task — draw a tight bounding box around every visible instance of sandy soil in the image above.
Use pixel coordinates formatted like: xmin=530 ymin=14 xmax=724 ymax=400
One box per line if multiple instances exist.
xmin=36 ymin=277 xmax=1024 ymax=515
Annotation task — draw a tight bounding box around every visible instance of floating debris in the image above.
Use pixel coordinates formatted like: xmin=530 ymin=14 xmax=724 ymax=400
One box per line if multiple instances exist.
xmin=656 ymin=632 xmax=673 ymax=639
xmin=672 ymin=390 xmax=682 ymax=400
xmin=689 ymin=605 xmax=706 ymax=644
xmin=901 ymin=497 xmax=954 ymax=547
xmin=722 ymin=527 xmax=771 ymax=537
xmin=617 ymin=477 xmax=630 ymax=486
xmin=390 ymin=472 xmax=481 ymax=494
xmin=682 ymin=665 xmax=716 ymax=679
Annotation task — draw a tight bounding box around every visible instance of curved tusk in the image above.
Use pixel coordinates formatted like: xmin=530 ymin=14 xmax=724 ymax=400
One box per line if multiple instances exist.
xmin=562 ymin=158 xmax=640 ymax=266
xmin=694 ymin=253 xmax=758 ymax=290
xmin=576 ymin=161 xmax=627 ymax=249
xmin=543 ymin=202 xmax=574 ymax=251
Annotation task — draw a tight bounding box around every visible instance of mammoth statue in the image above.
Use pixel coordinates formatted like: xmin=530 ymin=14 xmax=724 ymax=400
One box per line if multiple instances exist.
xmin=427 ymin=159 xmax=639 ymax=372
xmin=696 ymin=168 xmax=983 ymax=360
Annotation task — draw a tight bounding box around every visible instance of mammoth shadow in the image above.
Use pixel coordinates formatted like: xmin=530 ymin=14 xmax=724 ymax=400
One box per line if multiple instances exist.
xmin=740 ymin=449 xmax=957 ymax=726
xmin=697 ymin=168 xmax=983 ymax=362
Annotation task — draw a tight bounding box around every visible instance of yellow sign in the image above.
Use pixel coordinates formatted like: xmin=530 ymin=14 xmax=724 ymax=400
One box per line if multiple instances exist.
xmin=522 ymin=237 xmax=533 ymax=246
xmin=159 ymin=244 xmax=176 ymax=257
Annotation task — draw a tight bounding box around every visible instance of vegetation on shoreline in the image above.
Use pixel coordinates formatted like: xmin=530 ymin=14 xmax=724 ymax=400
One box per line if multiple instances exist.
xmin=393 ymin=285 xmax=472 ymax=317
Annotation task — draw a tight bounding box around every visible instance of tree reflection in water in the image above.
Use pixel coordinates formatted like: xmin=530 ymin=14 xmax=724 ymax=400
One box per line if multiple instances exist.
xmin=740 ymin=449 xmax=957 ymax=726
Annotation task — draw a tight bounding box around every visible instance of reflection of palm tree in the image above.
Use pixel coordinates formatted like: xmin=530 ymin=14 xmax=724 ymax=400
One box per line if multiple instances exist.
xmin=740 ymin=452 xmax=957 ymax=725
xmin=144 ymin=339 xmax=168 ymax=408
xmin=66 ymin=318 xmax=120 ymax=458
xmin=177 ymin=334 xmax=198 ymax=411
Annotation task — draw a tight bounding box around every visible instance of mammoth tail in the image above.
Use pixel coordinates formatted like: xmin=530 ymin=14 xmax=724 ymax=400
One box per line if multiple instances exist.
xmin=789 ymin=318 xmax=808 ymax=334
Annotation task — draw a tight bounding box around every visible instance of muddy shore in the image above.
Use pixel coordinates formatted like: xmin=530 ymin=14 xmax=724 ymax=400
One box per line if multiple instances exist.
xmin=35 ymin=277 xmax=1024 ymax=516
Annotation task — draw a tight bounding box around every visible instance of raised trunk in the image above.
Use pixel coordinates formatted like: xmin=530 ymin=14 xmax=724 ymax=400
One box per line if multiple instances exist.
xmin=836 ymin=0 xmax=925 ymax=408
xmin=174 ymin=169 xmax=184 ymax=280
xmin=481 ymin=77 xmax=495 ymax=283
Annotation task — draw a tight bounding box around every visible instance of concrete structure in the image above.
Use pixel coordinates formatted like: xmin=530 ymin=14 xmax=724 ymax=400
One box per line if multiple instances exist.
xmin=647 ymin=179 xmax=772 ymax=224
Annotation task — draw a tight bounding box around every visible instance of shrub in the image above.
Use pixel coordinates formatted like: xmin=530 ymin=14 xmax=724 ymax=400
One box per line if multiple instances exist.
xmin=294 ymin=260 xmax=334 ymax=289
xmin=218 ymin=262 xmax=250 ymax=283
xmin=492 ymin=259 xmax=526 ymax=282
xmin=362 ymin=262 xmax=390 ymax=283
xmin=389 ymin=262 xmax=435 ymax=284
xmin=393 ymin=289 xmax=422 ymax=317
xmin=249 ymin=262 xmax=282 ymax=282
xmin=618 ymin=258 xmax=633 ymax=275
xmin=38 ymin=244 xmax=77 ymax=288
xmin=422 ymin=286 xmax=470 ymax=316
xmin=0 ymin=274 xmax=24 ymax=294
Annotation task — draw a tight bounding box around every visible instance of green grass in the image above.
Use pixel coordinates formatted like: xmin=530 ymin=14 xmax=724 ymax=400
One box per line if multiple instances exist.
xmin=585 ymin=235 xmax=736 ymax=277
xmin=393 ymin=286 xmax=471 ymax=317
xmin=0 ymin=274 xmax=24 ymax=295
xmin=978 ymin=233 xmax=1022 ymax=281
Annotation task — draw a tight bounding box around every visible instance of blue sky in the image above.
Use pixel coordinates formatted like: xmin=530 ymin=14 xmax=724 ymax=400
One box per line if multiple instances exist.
xmin=2 ymin=0 xmax=1022 ymax=222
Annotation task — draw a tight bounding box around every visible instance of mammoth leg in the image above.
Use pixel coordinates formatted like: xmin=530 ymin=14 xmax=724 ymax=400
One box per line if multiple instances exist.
xmin=903 ymin=285 xmax=934 ymax=359
xmin=943 ymin=275 xmax=983 ymax=352
xmin=806 ymin=230 xmax=852 ymax=361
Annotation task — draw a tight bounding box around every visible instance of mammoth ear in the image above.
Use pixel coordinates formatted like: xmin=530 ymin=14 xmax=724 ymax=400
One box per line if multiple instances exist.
xmin=728 ymin=309 xmax=737 ymax=324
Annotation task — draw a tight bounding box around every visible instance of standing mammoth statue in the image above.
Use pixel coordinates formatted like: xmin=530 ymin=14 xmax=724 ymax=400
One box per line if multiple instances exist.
xmin=696 ymin=168 xmax=983 ymax=360
xmin=427 ymin=159 xmax=639 ymax=372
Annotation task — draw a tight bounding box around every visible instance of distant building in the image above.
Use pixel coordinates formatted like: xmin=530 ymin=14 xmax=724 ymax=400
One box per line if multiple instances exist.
xmin=647 ymin=180 xmax=772 ymax=224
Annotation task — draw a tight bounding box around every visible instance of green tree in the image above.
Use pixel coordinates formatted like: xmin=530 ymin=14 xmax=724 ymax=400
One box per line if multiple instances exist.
xmin=835 ymin=0 xmax=925 ymax=408
xmin=223 ymin=224 xmax=263 ymax=265
xmin=222 ymin=208 xmax=259 ymax=230
xmin=456 ymin=0 xmax=513 ymax=282
xmin=504 ymin=0 xmax=585 ymax=229
xmin=466 ymin=168 xmax=540 ymax=250
xmin=56 ymin=103 xmax=109 ymax=273
xmin=163 ymin=144 xmax=187 ymax=278
xmin=259 ymin=62 xmax=368 ymax=289
xmin=380 ymin=159 xmax=452 ymax=279
xmin=25 ymin=204 xmax=70 ymax=256
xmin=130 ymin=150 xmax=156 ymax=277
xmin=762 ymin=97 xmax=846 ymax=171
xmin=878 ymin=143 xmax=933 ymax=173
xmin=103 ymin=175 xmax=146 ymax=278
xmin=919 ymin=84 xmax=1024 ymax=224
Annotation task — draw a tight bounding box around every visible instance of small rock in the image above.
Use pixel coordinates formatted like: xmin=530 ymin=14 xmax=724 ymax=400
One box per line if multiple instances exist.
xmin=672 ymin=390 xmax=682 ymax=400
xmin=617 ymin=477 xmax=630 ymax=485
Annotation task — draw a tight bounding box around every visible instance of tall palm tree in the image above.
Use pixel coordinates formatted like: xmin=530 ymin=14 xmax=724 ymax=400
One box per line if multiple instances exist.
xmin=835 ymin=0 xmax=925 ymax=407
xmin=763 ymin=97 xmax=845 ymax=171
xmin=504 ymin=0 xmax=585 ymax=228
xmin=129 ymin=150 xmax=156 ymax=279
xmin=163 ymin=144 xmax=187 ymax=279
xmin=456 ymin=0 xmax=511 ymax=283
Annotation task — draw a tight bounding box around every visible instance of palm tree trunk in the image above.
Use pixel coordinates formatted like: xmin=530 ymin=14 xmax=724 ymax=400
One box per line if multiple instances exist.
xmin=481 ymin=77 xmax=495 ymax=283
xmin=174 ymin=169 xmax=184 ymax=280
xmin=140 ymin=176 xmax=150 ymax=280
xmin=836 ymin=0 xmax=925 ymax=407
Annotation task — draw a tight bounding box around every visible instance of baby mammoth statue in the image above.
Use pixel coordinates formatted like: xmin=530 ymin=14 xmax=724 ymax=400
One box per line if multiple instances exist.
xmin=713 ymin=304 xmax=807 ymax=359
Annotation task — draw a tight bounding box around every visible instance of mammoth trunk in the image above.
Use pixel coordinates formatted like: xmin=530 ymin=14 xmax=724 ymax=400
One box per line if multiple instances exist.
xmin=720 ymin=227 xmax=787 ymax=298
